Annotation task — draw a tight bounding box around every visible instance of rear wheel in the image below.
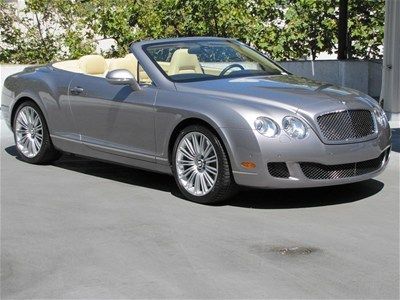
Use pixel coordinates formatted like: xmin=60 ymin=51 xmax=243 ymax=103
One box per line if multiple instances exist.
xmin=13 ymin=101 xmax=61 ymax=164
xmin=172 ymin=125 xmax=236 ymax=204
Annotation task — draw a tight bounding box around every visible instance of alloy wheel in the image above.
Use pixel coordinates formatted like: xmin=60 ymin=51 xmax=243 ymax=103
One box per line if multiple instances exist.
xmin=15 ymin=106 xmax=43 ymax=158
xmin=175 ymin=132 xmax=218 ymax=196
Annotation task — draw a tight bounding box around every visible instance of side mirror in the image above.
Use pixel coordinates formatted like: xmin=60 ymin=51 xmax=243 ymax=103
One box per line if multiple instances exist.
xmin=106 ymin=69 xmax=141 ymax=91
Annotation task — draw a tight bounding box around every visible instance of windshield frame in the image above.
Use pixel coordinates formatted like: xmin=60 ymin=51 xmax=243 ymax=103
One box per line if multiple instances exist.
xmin=141 ymin=39 xmax=289 ymax=83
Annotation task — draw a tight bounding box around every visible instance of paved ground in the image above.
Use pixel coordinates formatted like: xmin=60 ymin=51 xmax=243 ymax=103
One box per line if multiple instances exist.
xmin=1 ymin=119 xmax=399 ymax=299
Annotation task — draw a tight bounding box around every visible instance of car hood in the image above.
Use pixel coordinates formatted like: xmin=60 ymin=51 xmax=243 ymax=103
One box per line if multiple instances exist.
xmin=175 ymin=75 xmax=377 ymax=115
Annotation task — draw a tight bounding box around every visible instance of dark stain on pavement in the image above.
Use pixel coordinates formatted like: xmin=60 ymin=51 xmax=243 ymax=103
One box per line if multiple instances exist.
xmin=250 ymin=244 xmax=321 ymax=258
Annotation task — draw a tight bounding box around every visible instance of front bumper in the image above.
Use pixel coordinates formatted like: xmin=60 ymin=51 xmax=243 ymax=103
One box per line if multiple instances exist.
xmin=221 ymin=126 xmax=391 ymax=189
xmin=1 ymin=88 xmax=13 ymax=130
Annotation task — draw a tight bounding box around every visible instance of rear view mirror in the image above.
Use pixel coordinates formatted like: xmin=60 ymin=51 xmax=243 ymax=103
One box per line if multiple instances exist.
xmin=106 ymin=69 xmax=141 ymax=91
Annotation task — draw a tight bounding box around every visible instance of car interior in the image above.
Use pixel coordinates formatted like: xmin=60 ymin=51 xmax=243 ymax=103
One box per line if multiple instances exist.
xmin=52 ymin=49 xmax=213 ymax=79
xmin=52 ymin=53 xmax=153 ymax=84
xmin=52 ymin=48 xmax=246 ymax=81
xmin=52 ymin=49 xmax=205 ymax=79
xmin=52 ymin=47 xmax=268 ymax=83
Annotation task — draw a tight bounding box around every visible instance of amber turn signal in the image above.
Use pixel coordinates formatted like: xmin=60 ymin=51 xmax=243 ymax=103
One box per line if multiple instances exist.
xmin=240 ymin=161 xmax=256 ymax=169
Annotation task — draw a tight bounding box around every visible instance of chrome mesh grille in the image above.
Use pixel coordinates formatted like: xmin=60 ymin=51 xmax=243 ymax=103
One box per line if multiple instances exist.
xmin=300 ymin=151 xmax=386 ymax=180
xmin=317 ymin=110 xmax=375 ymax=142
xmin=268 ymin=162 xmax=290 ymax=178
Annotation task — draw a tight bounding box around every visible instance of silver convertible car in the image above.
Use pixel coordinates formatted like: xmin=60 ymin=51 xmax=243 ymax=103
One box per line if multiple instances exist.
xmin=2 ymin=37 xmax=391 ymax=203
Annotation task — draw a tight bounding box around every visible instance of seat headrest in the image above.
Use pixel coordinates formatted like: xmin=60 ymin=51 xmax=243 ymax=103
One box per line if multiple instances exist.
xmin=108 ymin=53 xmax=138 ymax=77
xmin=125 ymin=53 xmax=137 ymax=61
xmin=108 ymin=58 xmax=128 ymax=71
xmin=79 ymin=55 xmax=107 ymax=75
xmin=168 ymin=49 xmax=202 ymax=75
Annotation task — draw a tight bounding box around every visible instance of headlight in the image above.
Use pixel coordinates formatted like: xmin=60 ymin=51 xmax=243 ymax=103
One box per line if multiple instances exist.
xmin=282 ymin=116 xmax=308 ymax=139
xmin=254 ymin=117 xmax=279 ymax=137
xmin=374 ymin=107 xmax=388 ymax=127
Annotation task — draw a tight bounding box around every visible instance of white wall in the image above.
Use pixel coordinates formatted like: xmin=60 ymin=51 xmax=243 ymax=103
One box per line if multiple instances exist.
xmin=279 ymin=60 xmax=382 ymax=98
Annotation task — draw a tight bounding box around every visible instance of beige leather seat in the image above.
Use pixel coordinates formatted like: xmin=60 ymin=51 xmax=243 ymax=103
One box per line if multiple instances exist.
xmin=108 ymin=53 xmax=152 ymax=83
xmin=79 ymin=55 xmax=107 ymax=76
xmin=108 ymin=54 xmax=138 ymax=78
xmin=53 ymin=53 xmax=151 ymax=82
xmin=168 ymin=49 xmax=203 ymax=75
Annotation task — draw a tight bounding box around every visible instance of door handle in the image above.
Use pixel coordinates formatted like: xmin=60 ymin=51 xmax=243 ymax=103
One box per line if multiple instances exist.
xmin=70 ymin=86 xmax=84 ymax=95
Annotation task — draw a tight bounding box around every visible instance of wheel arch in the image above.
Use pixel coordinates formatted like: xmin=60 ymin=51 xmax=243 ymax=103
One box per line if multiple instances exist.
xmin=10 ymin=96 xmax=40 ymax=129
xmin=167 ymin=117 xmax=234 ymax=168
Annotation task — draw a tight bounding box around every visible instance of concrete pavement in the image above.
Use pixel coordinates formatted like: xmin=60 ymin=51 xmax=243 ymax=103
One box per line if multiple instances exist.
xmin=1 ymin=119 xmax=399 ymax=299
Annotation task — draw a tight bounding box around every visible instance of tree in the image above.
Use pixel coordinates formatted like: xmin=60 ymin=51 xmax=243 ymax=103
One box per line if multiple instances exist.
xmin=133 ymin=0 xmax=338 ymax=60
xmin=338 ymin=0 xmax=349 ymax=60
xmin=80 ymin=0 xmax=137 ymax=56
xmin=347 ymin=0 xmax=385 ymax=59
xmin=130 ymin=0 xmax=256 ymax=41
xmin=0 ymin=0 xmax=95 ymax=63
xmin=279 ymin=0 xmax=337 ymax=60
xmin=0 ymin=0 xmax=386 ymax=64
xmin=0 ymin=0 xmax=59 ymax=63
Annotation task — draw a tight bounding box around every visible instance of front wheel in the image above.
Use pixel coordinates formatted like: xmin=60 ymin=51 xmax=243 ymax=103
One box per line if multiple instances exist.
xmin=172 ymin=125 xmax=236 ymax=204
xmin=13 ymin=101 xmax=61 ymax=164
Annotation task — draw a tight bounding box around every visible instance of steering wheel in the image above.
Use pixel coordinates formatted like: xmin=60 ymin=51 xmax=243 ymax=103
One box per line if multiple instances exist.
xmin=219 ymin=64 xmax=245 ymax=76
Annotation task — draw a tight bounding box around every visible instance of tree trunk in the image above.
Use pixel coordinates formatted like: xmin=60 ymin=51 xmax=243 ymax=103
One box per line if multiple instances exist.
xmin=338 ymin=0 xmax=349 ymax=60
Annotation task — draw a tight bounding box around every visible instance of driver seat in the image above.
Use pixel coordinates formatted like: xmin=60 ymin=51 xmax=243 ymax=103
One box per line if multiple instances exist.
xmin=168 ymin=49 xmax=203 ymax=75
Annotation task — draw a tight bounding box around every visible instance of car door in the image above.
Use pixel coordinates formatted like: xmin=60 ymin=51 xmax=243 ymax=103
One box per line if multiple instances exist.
xmin=68 ymin=74 xmax=157 ymax=162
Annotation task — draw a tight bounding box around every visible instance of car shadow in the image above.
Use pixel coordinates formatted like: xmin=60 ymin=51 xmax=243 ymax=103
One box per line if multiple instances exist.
xmin=4 ymin=145 xmax=384 ymax=209
xmin=224 ymin=180 xmax=384 ymax=209
xmin=53 ymin=153 xmax=179 ymax=194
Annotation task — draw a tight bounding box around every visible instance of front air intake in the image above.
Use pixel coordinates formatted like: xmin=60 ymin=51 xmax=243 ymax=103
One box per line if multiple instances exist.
xmin=299 ymin=151 xmax=386 ymax=180
xmin=268 ymin=162 xmax=290 ymax=178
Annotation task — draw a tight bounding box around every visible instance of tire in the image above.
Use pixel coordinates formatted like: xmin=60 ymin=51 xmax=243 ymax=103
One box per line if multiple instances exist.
xmin=172 ymin=125 xmax=237 ymax=204
xmin=13 ymin=100 xmax=61 ymax=164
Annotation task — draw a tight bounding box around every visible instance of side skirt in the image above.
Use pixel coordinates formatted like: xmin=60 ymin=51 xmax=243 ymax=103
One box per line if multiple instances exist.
xmin=51 ymin=134 xmax=172 ymax=175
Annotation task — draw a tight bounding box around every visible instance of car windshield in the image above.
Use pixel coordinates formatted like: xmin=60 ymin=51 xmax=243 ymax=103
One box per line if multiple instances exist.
xmin=143 ymin=40 xmax=286 ymax=82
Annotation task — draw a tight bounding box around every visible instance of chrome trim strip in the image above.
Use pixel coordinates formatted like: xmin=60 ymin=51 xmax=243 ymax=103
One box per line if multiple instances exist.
xmin=51 ymin=134 xmax=156 ymax=161
xmin=233 ymin=170 xmax=258 ymax=175
xmin=50 ymin=134 xmax=80 ymax=143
